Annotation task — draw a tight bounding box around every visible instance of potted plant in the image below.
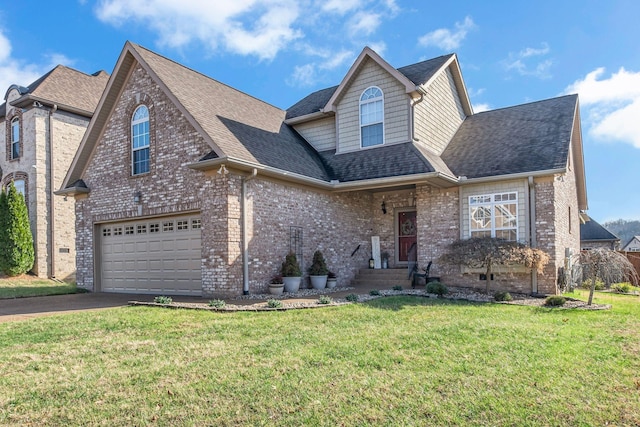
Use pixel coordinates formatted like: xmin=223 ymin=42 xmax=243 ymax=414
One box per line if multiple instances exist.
xmin=381 ymin=251 xmax=390 ymax=269
xmin=308 ymin=250 xmax=329 ymax=289
xmin=268 ymin=274 xmax=284 ymax=295
xmin=326 ymin=271 xmax=337 ymax=288
xmin=281 ymin=252 xmax=302 ymax=293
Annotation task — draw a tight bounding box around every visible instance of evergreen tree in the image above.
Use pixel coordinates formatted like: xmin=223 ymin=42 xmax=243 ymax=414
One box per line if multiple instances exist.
xmin=0 ymin=182 xmax=34 ymax=276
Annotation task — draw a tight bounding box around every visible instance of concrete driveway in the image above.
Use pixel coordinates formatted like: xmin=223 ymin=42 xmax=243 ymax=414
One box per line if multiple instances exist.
xmin=0 ymin=293 xmax=208 ymax=322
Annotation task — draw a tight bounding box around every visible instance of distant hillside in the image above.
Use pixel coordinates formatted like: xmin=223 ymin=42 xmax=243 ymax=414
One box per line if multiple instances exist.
xmin=602 ymin=219 xmax=640 ymax=247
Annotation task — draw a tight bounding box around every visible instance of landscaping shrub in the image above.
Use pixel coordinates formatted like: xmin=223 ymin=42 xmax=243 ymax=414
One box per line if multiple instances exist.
xmin=392 ymin=285 xmax=403 ymax=291
xmin=0 ymin=182 xmax=35 ymax=276
xmin=544 ymin=296 xmax=566 ymax=307
xmin=581 ymin=279 xmax=604 ymax=290
xmin=426 ymin=281 xmax=448 ymax=297
xmin=494 ymin=291 xmax=513 ymax=302
xmin=345 ymin=293 xmax=358 ymax=302
xmin=369 ymin=289 xmax=380 ymax=296
xmin=154 ymin=296 xmax=173 ymax=304
xmin=208 ymin=299 xmax=226 ymax=308
xmin=267 ymin=299 xmax=283 ymax=308
xmin=318 ymin=295 xmax=332 ymax=305
xmin=611 ymin=282 xmax=631 ymax=293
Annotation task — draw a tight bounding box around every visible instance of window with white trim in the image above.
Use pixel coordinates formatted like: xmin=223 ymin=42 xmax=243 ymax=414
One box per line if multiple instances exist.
xmin=359 ymin=86 xmax=384 ymax=147
xmin=469 ymin=192 xmax=518 ymax=241
xmin=131 ymin=105 xmax=150 ymax=175
xmin=11 ymin=118 xmax=20 ymax=159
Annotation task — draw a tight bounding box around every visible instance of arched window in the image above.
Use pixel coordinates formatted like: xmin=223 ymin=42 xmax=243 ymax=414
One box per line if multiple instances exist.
xmin=359 ymin=86 xmax=384 ymax=147
xmin=131 ymin=105 xmax=150 ymax=175
xmin=13 ymin=179 xmax=25 ymax=197
xmin=11 ymin=118 xmax=20 ymax=159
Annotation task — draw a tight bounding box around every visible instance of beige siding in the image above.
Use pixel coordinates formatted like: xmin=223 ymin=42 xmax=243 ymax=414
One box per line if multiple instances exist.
xmin=414 ymin=67 xmax=466 ymax=155
xmin=336 ymin=58 xmax=410 ymax=153
xmin=460 ymin=180 xmax=528 ymax=241
xmin=293 ymin=116 xmax=336 ymax=152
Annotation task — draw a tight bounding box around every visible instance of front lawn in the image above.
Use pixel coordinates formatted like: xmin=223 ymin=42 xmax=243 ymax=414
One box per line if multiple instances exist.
xmin=0 ymin=275 xmax=78 ymax=299
xmin=0 ymin=292 xmax=638 ymax=425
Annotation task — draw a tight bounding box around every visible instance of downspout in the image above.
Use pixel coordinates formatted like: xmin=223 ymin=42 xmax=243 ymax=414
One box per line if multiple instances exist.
xmin=242 ymin=168 xmax=258 ymax=295
xmin=528 ymin=176 xmax=537 ymax=294
xmin=411 ymin=87 xmax=427 ymax=141
xmin=48 ymin=104 xmax=58 ymax=279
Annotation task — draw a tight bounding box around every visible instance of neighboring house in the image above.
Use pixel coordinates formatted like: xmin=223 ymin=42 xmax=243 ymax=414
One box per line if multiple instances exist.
xmin=580 ymin=214 xmax=620 ymax=250
xmin=622 ymin=236 xmax=640 ymax=252
xmin=0 ymin=66 xmax=109 ymax=280
xmin=58 ymin=42 xmax=587 ymax=296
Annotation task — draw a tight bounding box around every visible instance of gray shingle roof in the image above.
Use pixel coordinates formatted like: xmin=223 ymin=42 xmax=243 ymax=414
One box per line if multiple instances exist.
xmin=442 ymin=95 xmax=577 ymax=179
xmin=286 ymin=54 xmax=454 ymax=120
xmin=317 ymin=142 xmax=452 ymax=182
xmin=4 ymin=66 xmax=109 ymax=116
xmin=580 ymin=216 xmax=619 ymax=242
xmin=132 ymin=44 xmax=330 ymax=181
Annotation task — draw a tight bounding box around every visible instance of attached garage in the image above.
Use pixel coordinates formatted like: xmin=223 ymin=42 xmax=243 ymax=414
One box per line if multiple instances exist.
xmin=99 ymin=214 xmax=202 ymax=295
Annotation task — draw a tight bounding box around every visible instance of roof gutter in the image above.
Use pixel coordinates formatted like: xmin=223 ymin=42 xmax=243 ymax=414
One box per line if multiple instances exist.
xmin=458 ymin=168 xmax=566 ymax=185
xmin=284 ymin=110 xmax=330 ymax=125
xmin=187 ymin=156 xmax=460 ymax=191
xmin=11 ymin=94 xmax=95 ymax=118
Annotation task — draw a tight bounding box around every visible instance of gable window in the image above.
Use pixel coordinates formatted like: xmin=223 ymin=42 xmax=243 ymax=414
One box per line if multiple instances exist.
xmin=131 ymin=105 xmax=150 ymax=175
xmin=13 ymin=179 xmax=25 ymax=198
xmin=469 ymin=192 xmax=518 ymax=241
xmin=11 ymin=118 xmax=20 ymax=159
xmin=360 ymin=86 xmax=384 ymax=148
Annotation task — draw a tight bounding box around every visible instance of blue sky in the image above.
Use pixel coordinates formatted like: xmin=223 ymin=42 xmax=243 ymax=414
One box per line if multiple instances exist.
xmin=1 ymin=0 xmax=639 ymax=222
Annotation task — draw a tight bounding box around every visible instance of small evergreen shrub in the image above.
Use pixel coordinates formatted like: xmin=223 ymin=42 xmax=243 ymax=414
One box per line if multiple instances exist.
xmin=581 ymin=279 xmax=604 ymax=290
xmin=154 ymin=296 xmax=173 ymax=304
xmin=208 ymin=299 xmax=226 ymax=308
xmin=611 ymin=282 xmax=631 ymax=293
xmin=369 ymin=289 xmax=380 ymax=296
xmin=392 ymin=285 xmax=403 ymax=291
xmin=494 ymin=291 xmax=513 ymax=302
xmin=308 ymin=250 xmax=329 ymax=275
xmin=426 ymin=281 xmax=448 ymax=297
xmin=545 ymin=296 xmax=566 ymax=307
xmin=345 ymin=293 xmax=359 ymax=302
xmin=318 ymin=295 xmax=332 ymax=304
xmin=0 ymin=182 xmax=35 ymax=276
xmin=281 ymin=252 xmax=301 ymax=277
xmin=267 ymin=299 xmax=283 ymax=308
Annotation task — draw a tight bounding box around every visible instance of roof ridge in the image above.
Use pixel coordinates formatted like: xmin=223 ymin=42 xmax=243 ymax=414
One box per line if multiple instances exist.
xmin=471 ymin=94 xmax=578 ymax=116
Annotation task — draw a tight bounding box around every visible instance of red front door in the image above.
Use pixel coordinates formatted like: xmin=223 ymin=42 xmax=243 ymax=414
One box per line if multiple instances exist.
xmin=398 ymin=210 xmax=417 ymax=262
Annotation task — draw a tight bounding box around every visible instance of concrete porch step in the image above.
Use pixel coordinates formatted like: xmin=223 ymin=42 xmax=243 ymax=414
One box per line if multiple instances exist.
xmin=351 ymin=268 xmax=413 ymax=288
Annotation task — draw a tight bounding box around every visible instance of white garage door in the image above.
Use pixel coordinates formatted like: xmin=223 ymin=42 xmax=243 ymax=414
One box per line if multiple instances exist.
xmin=100 ymin=214 xmax=202 ymax=295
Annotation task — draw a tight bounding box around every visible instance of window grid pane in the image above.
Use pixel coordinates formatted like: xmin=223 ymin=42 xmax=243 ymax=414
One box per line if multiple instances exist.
xmin=468 ymin=192 xmax=518 ymax=241
xmin=132 ymin=105 xmax=150 ymax=175
xmin=361 ymin=123 xmax=383 ymax=147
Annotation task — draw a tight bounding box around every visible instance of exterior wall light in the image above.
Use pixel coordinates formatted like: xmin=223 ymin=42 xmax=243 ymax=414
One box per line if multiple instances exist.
xmin=381 ymin=201 xmax=387 ymax=214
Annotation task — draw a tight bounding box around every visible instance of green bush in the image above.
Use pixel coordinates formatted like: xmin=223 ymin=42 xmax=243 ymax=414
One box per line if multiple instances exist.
xmin=611 ymin=282 xmax=631 ymax=294
xmin=581 ymin=279 xmax=604 ymax=290
xmin=154 ymin=296 xmax=173 ymax=304
xmin=544 ymin=296 xmax=566 ymax=307
xmin=494 ymin=291 xmax=513 ymax=302
xmin=208 ymin=299 xmax=226 ymax=308
xmin=426 ymin=281 xmax=448 ymax=297
xmin=0 ymin=182 xmax=35 ymax=276
xmin=369 ymin=289 xmax=380 ymax=296
xmin=267 ymin=299 xmax=283 ymax=308
xmin=281 ymin=252 xmax=301 ymax=277
xmin=345 ymin=293 xmax=359 ymax=302
xmin=392 ymin=285 xmax=403 ymax=291
xmin=318 ymin=295 xmax=332 ymax=305
xmin=308 ymin=250 xmax=329 ymax=276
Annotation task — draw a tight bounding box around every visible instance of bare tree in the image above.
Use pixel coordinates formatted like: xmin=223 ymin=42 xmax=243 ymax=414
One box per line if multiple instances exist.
xmin=439 ymin=237 xmax=550 ymax=294
xmin=580 ymin=248 xmax=639 ymax=305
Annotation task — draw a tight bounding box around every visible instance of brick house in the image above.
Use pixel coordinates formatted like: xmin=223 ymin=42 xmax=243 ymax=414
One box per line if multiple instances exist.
xmin=580 ymin=215 xmax=619 ymax=250
xmin=58 ymin=42 xmax=587 ymax=296
xmin=0 ymin=66 xmax=108 ymax=280
xmin=622 ymin=236 xmax=640 ymax=252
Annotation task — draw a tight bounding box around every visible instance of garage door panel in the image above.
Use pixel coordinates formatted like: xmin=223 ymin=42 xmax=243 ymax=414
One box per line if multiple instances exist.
xmin=100 ymin=214 xmax=202 ymax=295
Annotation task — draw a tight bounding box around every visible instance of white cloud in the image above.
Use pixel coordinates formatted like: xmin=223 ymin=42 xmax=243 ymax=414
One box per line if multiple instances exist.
xmin=0 ymin=29 xmax=54 ymax=94
xmin=319 ymin=50 xmax=354 ymax=70
xmin=288 ymin=63 xmax=317 ymax=87
xmin=564 ymin=67 xmax=640 ymax=149
xmin=321 ymin=0 xmax=363 ymax=15
xmin=418 ymin=16 xmax=475 ymax=51
xmin=96 ymin=0 xmax=303 ymax=61
xmin=473 ymin=103 xmax=491 ymax=113
xmin=503 ymin=43 xmax=552 ymax=79
xmin=347 ymin=11 xmax=382 ymax=37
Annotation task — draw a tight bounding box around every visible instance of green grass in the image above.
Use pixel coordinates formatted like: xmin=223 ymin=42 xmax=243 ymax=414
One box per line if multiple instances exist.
xmin=0 ymin=293 xmax=638 ymax=426
xmin=0 ymin=276 xmax=79 ymax=299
